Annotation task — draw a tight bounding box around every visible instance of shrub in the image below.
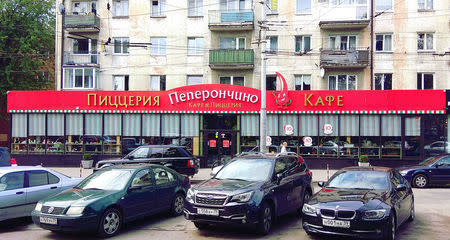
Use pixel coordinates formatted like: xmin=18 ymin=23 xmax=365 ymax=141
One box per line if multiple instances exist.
xmin=83 ymin=153 xmax=92 ymax=161
xmin=359 ymin=155 xmax=369 ymax=163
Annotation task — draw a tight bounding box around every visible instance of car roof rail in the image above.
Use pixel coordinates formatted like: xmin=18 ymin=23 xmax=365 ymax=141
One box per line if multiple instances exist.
xmin=238 ymin=151 xmax=266 ymax=157
xmin=276 ymin=152 xmax=298 ymax=157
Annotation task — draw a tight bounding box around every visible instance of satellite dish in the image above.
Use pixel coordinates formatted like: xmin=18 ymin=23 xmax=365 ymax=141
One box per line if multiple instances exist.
xmin=58 ymin=3 xmax=65 ymax=14
xmin=320 ymin=68 xmax=325 ymax=78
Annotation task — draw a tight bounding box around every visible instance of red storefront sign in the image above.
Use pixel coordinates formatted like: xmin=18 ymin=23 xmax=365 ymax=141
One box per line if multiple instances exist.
xmin=7 ymin=85 xmax=446 ymax=114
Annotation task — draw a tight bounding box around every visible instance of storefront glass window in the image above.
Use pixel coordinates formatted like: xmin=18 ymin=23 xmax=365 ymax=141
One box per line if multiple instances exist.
xmin=339 ymin=115 xmax=359 ymax=158
xmin=123 ymin=114 xmax=141 ymax=155
xmin=104 ymin=114 xmax=122 ymax=155
xmin=11 ymin=114 xmax=27 ymax=154
xmin=28 ymin=114 xmax=45 ymax=154
xmin=381 ymin=115 xmax=401 ymax=157
xmin=405 ymin=116 xmax=420 ymax=156
xmin=319 ymin=115 xmax=338 ymax=157
xmin=84 ymin=114 xmax=102 ymax=153
xmin=142 ymin=114 xmax=161 ymax=145
xmin=46 ymin=114 xmax=64 ymax=154
xmin=423 ymin=115 xmax=448 ymax=157
xmin=360 ymin=115 xmax=380 ymax=157
xmin=66 ymin=114 xmax=83 ymax=154
xmin=299 ymin=115 xmax=318 ymax=156
xmin=181 ymin=115 xmax=199 ymax=154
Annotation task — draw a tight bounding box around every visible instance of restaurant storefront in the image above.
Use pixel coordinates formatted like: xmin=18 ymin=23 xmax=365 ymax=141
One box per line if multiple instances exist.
xmin=7 ymin=85 xmax=449 ymax=168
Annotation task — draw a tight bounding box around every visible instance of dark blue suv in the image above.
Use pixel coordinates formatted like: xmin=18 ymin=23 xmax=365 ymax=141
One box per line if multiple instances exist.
xmin=183 ymin=153 xmax=313 ymax=235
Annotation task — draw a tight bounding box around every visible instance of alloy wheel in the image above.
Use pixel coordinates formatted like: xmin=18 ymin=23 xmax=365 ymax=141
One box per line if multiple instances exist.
xmin=263 ymin=206 xmax=272 ymax=232
xmin=391 ymin=215 xmax=396 ymax=240
xmin=103 ymin=211 xmax=120 ymax=235
xmin=414 ymin=175 xmax=427 ymax=188
xmin=174 ymin=195 xmax=184 ymax=214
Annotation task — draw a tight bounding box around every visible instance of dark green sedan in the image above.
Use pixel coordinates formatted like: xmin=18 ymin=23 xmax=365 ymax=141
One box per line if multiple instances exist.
xmin=32 ymin=164 xmax=190 ymax=237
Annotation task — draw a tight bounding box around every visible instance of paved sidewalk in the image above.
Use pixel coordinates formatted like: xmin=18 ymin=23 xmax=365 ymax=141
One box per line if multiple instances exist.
xmin=48 ymin=167 xmax=338 ymax=183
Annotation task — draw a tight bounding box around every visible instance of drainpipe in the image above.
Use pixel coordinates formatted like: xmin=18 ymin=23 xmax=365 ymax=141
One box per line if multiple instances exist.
xmin=370 ymin=0 xmax=374 ymax=90
xmin=60 ymin=0 xmax=65 ymax=90
xmin=259 ymin=1 xmax=267 ymax=153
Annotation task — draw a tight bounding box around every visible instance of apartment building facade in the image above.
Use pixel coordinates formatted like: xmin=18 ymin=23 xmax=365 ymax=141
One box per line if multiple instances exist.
xmin=7 ymin=0 xmax=449 ymax=167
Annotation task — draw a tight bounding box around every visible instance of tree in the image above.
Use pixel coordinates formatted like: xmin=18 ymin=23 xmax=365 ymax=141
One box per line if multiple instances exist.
xmin=0 ymin=0 xmax=55 ymax=120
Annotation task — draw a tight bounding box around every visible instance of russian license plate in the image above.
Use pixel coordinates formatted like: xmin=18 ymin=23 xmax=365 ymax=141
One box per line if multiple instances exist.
xmin=322 ymin=219 xmax=350 ymax=228
xmin=40 ymin=216 xmax=57 ymax=225
xmin=197 ymin=208 xmax=219 ymax=216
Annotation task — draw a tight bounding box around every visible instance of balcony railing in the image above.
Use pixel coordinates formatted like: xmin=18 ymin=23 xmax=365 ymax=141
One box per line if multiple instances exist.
xmin=320 ymin=48 xmax=369 ymax=69
xmin=208 ymin=10 xmax=254 ymax=31
xmin=63 ymin=51 xmax=99 ymax=66
xmin=64 ymin=14 xmax=100 ymax=32
xmin=209 ymin=49 xmax=254 ymax=70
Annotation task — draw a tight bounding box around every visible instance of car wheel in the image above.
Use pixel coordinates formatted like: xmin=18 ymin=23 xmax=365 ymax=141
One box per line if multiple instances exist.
xmin=256 ymin=202 xmax=273 ymax=235
xmin=97 ymin=207 xmax=122 ymax=238
xmin=194 ymin=222 xmax=209 ymax=230
xmin=383 ymin=212 xmax=396 ymax=240
xmin=412 ymin=174 xmax=428 ymax=188
xmin=171 ymin=193 xmax=185 ymax=216
xmin=408 ymin=200 xmax=415 ymax=222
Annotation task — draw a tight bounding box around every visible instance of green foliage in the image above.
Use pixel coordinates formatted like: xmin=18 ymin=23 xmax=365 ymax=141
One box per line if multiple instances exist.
xmin=359 ymin=155 xmax=369 ymax=163
xmin=83 ymin=153 xmax=92 ymax=161
xmin=0 ymin=0 xmax=55 ymax=119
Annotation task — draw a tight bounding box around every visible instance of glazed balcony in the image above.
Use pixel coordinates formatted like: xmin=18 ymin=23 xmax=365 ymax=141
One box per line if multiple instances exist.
xmin=208 ymin=10 xmax=254 ymax=31
xmin=209 ymin=49 xmax=254 ymax=70
xmin=63 ymin=51 xmax=99 ymax=66
xmin=320 ymin=48 xmax=369 ymax=69
xmin=64 ymin=14 xmax=100 ymax=33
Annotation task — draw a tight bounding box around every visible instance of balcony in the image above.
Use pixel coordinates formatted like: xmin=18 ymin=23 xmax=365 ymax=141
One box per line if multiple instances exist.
xmin=208 ymin=10 xmax=254 ymax=31
xmin=320 ymin=48 xmax=369 ymax=69
xmin=318 ymin=5 xmax=369 ymax=30
xmin=64 ymin=14 xmax=100 ymax=33
xmin=209 ymin=49 xmax=254 ymax=70
xmin=63 ymin=52 xmax=99 ymax=66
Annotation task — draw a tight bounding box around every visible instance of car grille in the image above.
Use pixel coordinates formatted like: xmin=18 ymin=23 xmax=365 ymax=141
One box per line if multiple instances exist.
xmin=41 ymin=206 xmax=66 ymax=215
xmin=320 ymin=209 xmax=355 ymax=219
xmin=195 ymin=193 xmax=227 ymax=206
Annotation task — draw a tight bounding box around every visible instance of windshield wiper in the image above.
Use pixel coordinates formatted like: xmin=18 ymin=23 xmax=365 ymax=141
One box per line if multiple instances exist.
xmin=83 ymin=187 xmax=102 ymax=190
xmin=224 ymin=178 xmax=250 ymax=181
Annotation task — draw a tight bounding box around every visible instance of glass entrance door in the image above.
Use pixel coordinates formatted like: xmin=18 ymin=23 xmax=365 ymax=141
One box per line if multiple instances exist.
xmin=202 ymin=130 xmax=237 ymax=167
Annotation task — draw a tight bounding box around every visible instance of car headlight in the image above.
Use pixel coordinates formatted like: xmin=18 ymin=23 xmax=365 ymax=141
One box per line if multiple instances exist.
xmin=363 ymin=209 xmax=386 ymax=220
xmin=302 ymin=204 xmax=317 ymax=216
xmin=35 ymin=202 xmax=43 ymax=212
xmin=186 ymin=189 xmax=194 ymax=202
xmin=230 ymin=191 xmax=253 ymax=203
xmin=66 ymin=206 xmax=85 ymax=215
xmin=399 ymin=170 xmax=409 ymax=176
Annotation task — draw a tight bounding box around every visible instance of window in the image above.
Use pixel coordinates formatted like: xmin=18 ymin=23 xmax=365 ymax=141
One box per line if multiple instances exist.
xmin=295 ymin=36 xmax=311 ymax=53
xmin=151 ymin=0 xmax=166 ymax=16
xmin=27 ymin=170 xmax=58 ymax=187
xmin=266 ymin=0 xmax=278 ymax=13
xmin=113 ymin=75 xmax=129 ymax=90
xmin=188 ymin=0 xmax=203 ymax=16
xmin=375 ymin=34 xmax=392 ymax=51
xmin=374 ymin=73 xmax=392 ymax=90
xmin=153 ymin=167 xmax=175 ymax=185
xmin=328 ymin=75 xmax=356 ymax=90
xmin=417 ymin=73 xmax=433 ymax=89
xmin=131 ymin=169 xmax=153 ymax=187
xmin=329 ymin=35 xmax=357 ymax=50
xmin=331 ymin=0 xmax=368 ymax=5
xmin=150 ymin=37 xmax=167 ymax=55
xmin=219 ymin=37 xmax=245 ymax=50
xmin=296 ymin=0 xmax=311 ymax=14
xmin=267 ymin=36 xmax=278 ymax=52
xmin=376 ymin=0 xmax=392 ymax=11
xmin=187 ymin=37 xmax=204 ymax=55
xmin=113 ymin=0 xmax=129 ymax=17
xmin=72 ymin=39 xmax=89 ymax=54
xmin=418 ymin=33 xmax=433 ymax=50
xmin=63 ymin=68 xmax=96 ymax=89
xmin=219 ymin=76 xmax=244 ymax=86
xmin=0 ymin=172 xmax=24 ymax=191
xmin=418 ymin=0 xmax=433 ymax=10
xmin=187 ymin=75 xmax=203 ymax=85
xmin=113 ymin=38 xmax=129 ymax=54
xmin=295 ymin=75 xmax=311 ymax=90
xmin=150 ymin=75 xmax=166 ymax=91
xmin=220 ymin=0 xmax=247 ymax=11
xmin=266 ymin=75 xmax=277 ymax=90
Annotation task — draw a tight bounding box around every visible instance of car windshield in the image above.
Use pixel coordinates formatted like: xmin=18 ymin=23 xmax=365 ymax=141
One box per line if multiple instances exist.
xmin=76 ymin=169 xmax=133 ymax=191
xmin=419 ymin=156 xmax=441 ymax=166
xmin=215 ymin=158 xmax=273 ymax=182
xmin=326 ymin=170 xmax=389 ymax=190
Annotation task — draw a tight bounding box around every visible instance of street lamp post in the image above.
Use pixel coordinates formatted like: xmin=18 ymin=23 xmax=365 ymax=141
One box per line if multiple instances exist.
xmin=259 ymin=1 xmax=267 ymax=153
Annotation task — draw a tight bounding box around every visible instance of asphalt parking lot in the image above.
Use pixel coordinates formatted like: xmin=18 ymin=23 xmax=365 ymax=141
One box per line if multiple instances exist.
xmin=1 ymin=186 xmax=449 ymax=240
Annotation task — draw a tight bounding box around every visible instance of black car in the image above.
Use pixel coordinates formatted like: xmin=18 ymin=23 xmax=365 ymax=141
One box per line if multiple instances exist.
xmin=302 ymin=167 xmax=414 ymax=240
xmin=398 ymin=155 xmax=450 ymax=188
xmin=32 ymin=164 xmax=190 ymax=237
xmin=0 ymin=147 xmax=11 ymax=166
xmin=184 ymin=152 xmax=313 ymax=235
xmin=95 ymin=145 xmax=199 ymax=176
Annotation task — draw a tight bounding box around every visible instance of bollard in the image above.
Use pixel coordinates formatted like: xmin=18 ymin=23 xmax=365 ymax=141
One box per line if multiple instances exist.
xmin=326 ymin=164 xmax=329 ymax=181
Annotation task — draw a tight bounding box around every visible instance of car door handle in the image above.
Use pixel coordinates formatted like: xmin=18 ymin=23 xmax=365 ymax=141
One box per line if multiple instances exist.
xmin=50 ymin=186 xmax=57 ymax=189
xmin=16 ymin=191 xmax=24 ymax=195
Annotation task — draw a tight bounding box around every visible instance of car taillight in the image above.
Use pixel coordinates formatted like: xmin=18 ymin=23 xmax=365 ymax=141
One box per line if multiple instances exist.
xmin=187 ymin=159 xmax=195 ymax=167
xmin=298 ymin=156 xmax=304 ymax=164
xmin=306 ymin=170 xmax=312 ymax=177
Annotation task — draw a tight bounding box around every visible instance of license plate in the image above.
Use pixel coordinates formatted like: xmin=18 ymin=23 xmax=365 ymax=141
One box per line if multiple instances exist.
xmin=40 ymin=216 xmax=57 ymax=225
xmin=197 ymin=208 xmax=219 ymax=216
xmin=322 ymin=219 xmax=350 ymax=228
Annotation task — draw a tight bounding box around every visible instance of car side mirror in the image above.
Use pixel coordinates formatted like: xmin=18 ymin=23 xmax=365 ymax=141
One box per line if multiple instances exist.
xmin=275 ymin=173 xmax=283 ymax=184
xmin=318 ymin=181 xmax=325 ymax=187
xmin=395 ymin=184 xmax=407 ymax=192
xmin=127 ymin=155 xmax=135 ymax=160
xmin=435 ymin=163 xmax=443 ymax=168
xmin=128 ymin=185 xmax=142 ymax=192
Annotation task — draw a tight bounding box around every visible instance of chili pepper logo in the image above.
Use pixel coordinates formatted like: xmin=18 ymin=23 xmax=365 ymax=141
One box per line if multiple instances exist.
xmin=273 ymin=72 xmax=292 ymax=109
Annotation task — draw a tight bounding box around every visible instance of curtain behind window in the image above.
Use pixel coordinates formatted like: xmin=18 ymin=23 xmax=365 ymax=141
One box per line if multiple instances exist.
xmin=123 ymin=114 xmax=141 ymax=136
xmin=47 ymin=114 xmax=64 ymax=136
xmin=381 ymin=115 xmax=401 ymax=136
xmin=85 ymin=114 xmax=102 ymax=135
xmin=12 ymin=114 xmax=27 ymax=137
xmin=142 ymin=114 xmax=160 ymax=136
xmin=66 ymin=114 xmax=83 ymax=135
xmin=29 ymin=114 xmax=45 ymax=136
xmin=299 ymin=115 xmax=318 ymax=136
xmin=241 ymin=115 xmax=259 ymax=136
